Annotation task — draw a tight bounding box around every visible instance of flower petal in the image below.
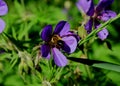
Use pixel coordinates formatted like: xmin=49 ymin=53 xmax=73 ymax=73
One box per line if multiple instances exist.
xmin=54 ymin=21 xmax=70 ymax=36
xmin=41 ymin=25 xmax=52 ymax=41
xmin=62 ymin=36 xmax=77 ymax=53
xmin=96 ymin=0 xmax=114 ymax=13
xmin=94 ymin=22 xmax=109 ymax=40
xmin=85 ymin=18 xmax=93 ymax=33
xmin=41 ymin=44 xmax=51 ymax=59
xmin=76 ymin=0 xmax=94 ymax=16
xmin=52 ymin=47 xmax=68 ymax=67
xmin=97 ymin=28 xmax=109 ymax=40
xmin=65 ymin=31 xmax=80 ymax=42
xmin=62 ymin=41 xmax=70 ymax=53
xmin=0 ymin=0 xmax=8 ymax=16
xmin=0 ymin=18 xmax=5 ymax=33
xmin=98 ymin=10 xmax=116 ymax=22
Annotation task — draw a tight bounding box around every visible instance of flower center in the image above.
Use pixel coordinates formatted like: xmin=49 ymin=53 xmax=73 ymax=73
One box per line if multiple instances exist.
xmin=49 ymin=35 xmax=63 ymax=47
xmin=92 ymin=12 xmax=97 ymax=19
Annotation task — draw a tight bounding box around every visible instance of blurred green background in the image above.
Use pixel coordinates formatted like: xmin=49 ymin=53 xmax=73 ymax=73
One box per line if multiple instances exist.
xmin=0 ymin=0 xmax=120 ymax=86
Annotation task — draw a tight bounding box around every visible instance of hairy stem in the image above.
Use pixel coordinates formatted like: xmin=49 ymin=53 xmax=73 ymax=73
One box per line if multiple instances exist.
xmin=79 ymin=13 xmax=120 ymax=45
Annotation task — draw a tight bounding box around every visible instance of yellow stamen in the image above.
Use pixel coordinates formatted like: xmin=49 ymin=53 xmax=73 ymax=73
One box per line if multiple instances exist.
xmin=49 ymin=35 xmax=62 ymax=47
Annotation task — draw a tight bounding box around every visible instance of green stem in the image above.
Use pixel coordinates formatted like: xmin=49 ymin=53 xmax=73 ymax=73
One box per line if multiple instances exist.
xmin=50 ymin=68 xmax=63 ymax=83
xmin=21 ymin=0 xmax=25 ymax=9
xmin=79 ymin=13 xmax=120 ymax=46
xmin=79 ymin=14 xmax=120 ymax=79
xmin=84 ymin=65 xmax=92 ymax=79
xmin=83 ymin=43 xmax=92 ymax=80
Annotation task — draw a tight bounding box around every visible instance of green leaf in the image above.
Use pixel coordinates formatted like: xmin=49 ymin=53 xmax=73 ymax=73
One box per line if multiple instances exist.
xmin=93 ymin=63 xmax=120 ymax=73
xmin=68 ymin=57 xmax=120 ymax=72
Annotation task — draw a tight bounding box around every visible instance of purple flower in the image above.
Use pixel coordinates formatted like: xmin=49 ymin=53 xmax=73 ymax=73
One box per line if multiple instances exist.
xmin=0 ymin=0 xmax=8 ymax=33
xmin=76 ymin=0 xmax=116 ymax=40
xmin=41 ymin=21 xmax=78 ymax=67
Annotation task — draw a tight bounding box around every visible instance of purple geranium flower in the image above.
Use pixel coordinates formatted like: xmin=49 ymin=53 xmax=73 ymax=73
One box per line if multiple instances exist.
xmin=41 ymin=21 xmax=78 ymax=67
xmin=76 ymin=0 xmax=116 ymax=40
xmin=0 ymin=0 xmax=8 ymax=33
